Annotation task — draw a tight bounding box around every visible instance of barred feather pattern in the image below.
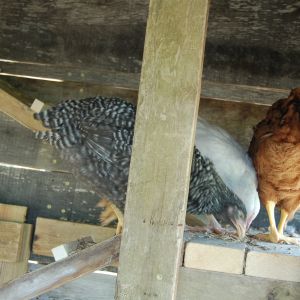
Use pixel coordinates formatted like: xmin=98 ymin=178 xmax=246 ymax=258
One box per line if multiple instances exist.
xmin=35 ymin=96 xmax=245 ymax=216
xmin=187 ymin=148 xmax=246 ymax=216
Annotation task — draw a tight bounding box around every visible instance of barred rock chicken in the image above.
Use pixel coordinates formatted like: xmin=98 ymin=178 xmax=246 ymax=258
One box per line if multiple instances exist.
xmin=249 ymin=88 xmax=300 ymax=245
xmin=34 ymin=96 xmax=247 ymax=237
xmin=196 ymin=120 xmax=260 ymax=232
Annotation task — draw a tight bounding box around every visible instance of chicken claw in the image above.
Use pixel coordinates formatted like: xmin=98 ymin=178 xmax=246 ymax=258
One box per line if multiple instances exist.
xmin=255 ymin=233 xmax=300 ymax=245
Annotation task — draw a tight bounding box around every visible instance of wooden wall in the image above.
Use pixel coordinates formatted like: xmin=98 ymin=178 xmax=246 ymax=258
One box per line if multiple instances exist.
xmin=0 ymin=0 xmax=299 ymax=90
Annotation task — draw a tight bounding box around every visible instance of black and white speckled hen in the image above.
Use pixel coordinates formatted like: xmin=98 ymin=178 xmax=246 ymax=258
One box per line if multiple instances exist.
xmin=34 ymin=96 xmax=247 ymax=236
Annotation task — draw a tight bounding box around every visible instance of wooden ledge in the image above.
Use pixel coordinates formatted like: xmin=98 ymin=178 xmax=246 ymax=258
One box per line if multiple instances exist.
xmin=184 ymin=233 xmax=300 ymax=282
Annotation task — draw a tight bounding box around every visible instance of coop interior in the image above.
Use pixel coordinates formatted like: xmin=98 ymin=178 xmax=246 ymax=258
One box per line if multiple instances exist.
xmin=0 ymin=1 xmax=300 ymax=300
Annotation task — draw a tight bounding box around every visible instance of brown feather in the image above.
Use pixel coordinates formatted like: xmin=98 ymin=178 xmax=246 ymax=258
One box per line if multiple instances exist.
xmin=249 ymin=88 xmax=300 ymax=220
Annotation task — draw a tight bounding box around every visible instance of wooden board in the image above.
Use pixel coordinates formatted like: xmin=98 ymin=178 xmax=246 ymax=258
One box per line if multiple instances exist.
xmin=0 ymin=235 xmax=121 ymax=300
xmin=0 ymin=204 xmax=32 ymax=285
xmin=0 ymin=1 xmax=299 ymax=89
xmin=16 ymin=266 xmax=300 ymax=300
xmin=33 ymin=218 xmax=115 ymax=257
xmin=116 ymin=1 xmax=209 ymax=299
xmin=0 ymin=221 xmax=23 ymax=262
xmin=0 ymin=111 xmax=68 ymax=171
xmin=1 ymin=76 xmax=291 ymax=106
xmin=184 ymin=236 xmax=246 ymax=275
xmin=0 ymin=166 xmax=101 ymax=226
xmin=0 ymin=224 xmax=32 ymax=284
xmin=184 ymin=233 xmax=300 ymax=283
xmin=177 ymin=267 xmax=300 ymax=300
xmin=0 ymin=88 xmax=45 ymax=131
xmin=246 ymin=243 xmax=300 ymax=283
xmin=0 ymin=203 xmax=27 ymax=223
xmin=29 ymin=267 xmax=117 ymax=300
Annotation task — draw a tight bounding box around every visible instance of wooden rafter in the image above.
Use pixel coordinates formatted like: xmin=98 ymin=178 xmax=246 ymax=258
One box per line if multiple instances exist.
xmin=0 ymin=88 xmax=45 ymax=131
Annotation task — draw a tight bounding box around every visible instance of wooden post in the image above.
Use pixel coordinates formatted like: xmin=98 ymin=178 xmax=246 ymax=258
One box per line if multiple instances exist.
xmin=0 ymin=88 xmax=45 ymax=131
xmin=116 ymin=1 xmax=210 ymax=299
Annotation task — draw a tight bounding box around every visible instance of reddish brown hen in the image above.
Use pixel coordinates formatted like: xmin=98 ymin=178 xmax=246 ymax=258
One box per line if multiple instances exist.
xmin=249 ymin=88 xmax=300 ymax=244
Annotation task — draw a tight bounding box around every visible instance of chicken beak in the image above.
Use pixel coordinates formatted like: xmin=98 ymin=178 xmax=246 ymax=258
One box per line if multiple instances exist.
xmin=231 ymin=218 xmax=246 ymax=238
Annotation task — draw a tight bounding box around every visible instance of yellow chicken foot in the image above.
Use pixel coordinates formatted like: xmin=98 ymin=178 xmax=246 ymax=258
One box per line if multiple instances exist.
xmin=97 ymin=199 xmax=124 ymax=235
xmin=111 ymin=203 xmax=124 ymax=235
xmin=277 ymin=209 xmax=299 ymax=245
xmin=256 ymin=203 xmax=300 ymax=245
xmin=256 ymin=201 xmax=279 ymax=243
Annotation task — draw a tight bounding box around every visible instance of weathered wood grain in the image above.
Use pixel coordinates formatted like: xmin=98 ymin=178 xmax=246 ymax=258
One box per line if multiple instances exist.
xmin=0 ymin=88 xmax=45 ymax=131
xmin=0 ymin=203 xmax=27 ymax=223
xmin=1 ymin=76 xmax=291 ymax=106
xmin=15 ymin=266 xmax=300 ymax=300
xmin=33 ymin=218 xmax=115 ymax=257
xmin=0 ymin=204 xmax=32 ymax=285
xmin=1 ymin=1 xmax=299 ymax=89
xmin=30 ymin=268 xmax=117 ymax=300
xmin=0 ymin=112 xmax=68 ymax=171
xmin=0 ymin=62 xmax=140 ymax=89
xmin=0 ymin=235 xmax=121 ymax=300
xmin=0 ymin=165 xmax=101 ymax=226
xmin=177 ymin=267 xmax=300 ymax=300
xmin=0 ymin=0 xmax=147 ymax=73
xmin=184 ymin=236 xmax=246 ymax=275
xmin=0 ymin=221 xmax=24 ymax=262
xmin=246 ymin=244 xmax=300 ymax=283
xmin=116 ymin=1 xmax=209 ymax=299
xmin=0 ymin=224 xmax=32 ymax=285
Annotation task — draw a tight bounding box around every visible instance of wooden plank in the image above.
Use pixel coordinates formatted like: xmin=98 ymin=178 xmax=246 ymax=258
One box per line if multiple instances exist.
xmin=246 ymin=244 xmax=300 ymax=283
xmin=0 ymin=203 xmax=27 ymax=223
xmin=0 ymin=204 xmax=32 ymax=285
xmin=0 ymin=166 xmax=101 ymax=226
xmin=184 ymin=236 xmax=246 ymax=275
xmin=0 ymin=221 xmax=23 ymax=262
xmin=0 ymin=1 xmax=148 ymax=74
xmin=1 ymin=1 xmax=300 ymax=89
xmin=0 ymin=224 xmax=32 ymax=284
xmin=0 ymin=235 xmax=121 ymax=300
xmin=1 ymin=75 xmax=290 ymax=106
xmin=177 ymin=267 xmax=300 ymax=300
xmin=29 ymin=266 xmax=117 ymax=300
xmin=0 ymin=62 xmax=140 ymax=90
xmin=0 ymin=88 xmax=45 ymax=131
xmin=0 ymin=111 xmax=68 ymax=171
xmin=0 ymin=76 xmax=138 ymax=105
xmin=116 ymin=1 xmax=209 ymax=299
xmin=16 ymin=266 xmax=300 ymax=300
xmin=33 ymin=218 xmax=115 ymax=257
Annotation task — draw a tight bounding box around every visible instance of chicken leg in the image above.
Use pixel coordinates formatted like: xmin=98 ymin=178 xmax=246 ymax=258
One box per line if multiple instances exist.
xmin=256 ymin=201 xmax=299 ymax=245
xmin=97 ymin=199 xmax=124 ymax=235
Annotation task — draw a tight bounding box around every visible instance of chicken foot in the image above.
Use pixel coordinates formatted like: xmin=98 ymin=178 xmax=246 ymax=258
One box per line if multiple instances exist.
xmin=256 ymin=201 xmax=299 ymax=245
xmin=97 ymin=199 xmax=124 ymax=235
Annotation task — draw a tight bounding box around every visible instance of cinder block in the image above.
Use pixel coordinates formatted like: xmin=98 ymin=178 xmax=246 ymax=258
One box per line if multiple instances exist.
xmin=184 ymin=235 xmax=246 ymax=274
xmin=245 ymin=242 xmax=300 ymax=282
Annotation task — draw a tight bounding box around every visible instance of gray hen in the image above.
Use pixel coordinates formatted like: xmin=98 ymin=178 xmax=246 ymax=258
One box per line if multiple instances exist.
xmin=34 ymin=96 xmax=246 ymax=236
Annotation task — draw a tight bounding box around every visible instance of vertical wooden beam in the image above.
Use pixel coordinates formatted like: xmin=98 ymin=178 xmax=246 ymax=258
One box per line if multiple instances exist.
xmin=116 ymin=1 xmax=210 ymax=299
